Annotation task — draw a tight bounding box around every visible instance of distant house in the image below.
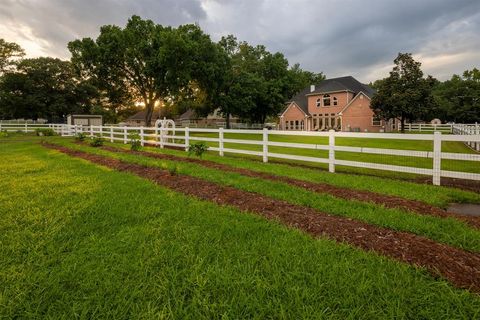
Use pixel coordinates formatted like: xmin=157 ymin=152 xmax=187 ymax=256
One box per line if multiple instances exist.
xmin=67 ymin=114 xmax=103 ymax=126
xmin=124 ymin=109 xmax=166 ymax=127
xmin=280 ymin=76 xmax=395 ymax=132
xmin=177 ymin=108 xmax=238 ymax=127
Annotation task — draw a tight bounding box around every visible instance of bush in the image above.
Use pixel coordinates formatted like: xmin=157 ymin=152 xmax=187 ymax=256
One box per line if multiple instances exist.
xmin=0 ymin=131 xmax=8 ymax=138
xmin=188 ymin=142 xmax=208 ymax=158
xmin=35 ymin=128 xmax=56 ymax=136
xmin=75 ymin=132 xmax=88 ymax=142
xmin=168 ymin=164 xmax=178 ymax=176
xmin=90 ymin=136 xmax=105 ymax=147
xmin=129 ymin=133 xmax=142 ymax=151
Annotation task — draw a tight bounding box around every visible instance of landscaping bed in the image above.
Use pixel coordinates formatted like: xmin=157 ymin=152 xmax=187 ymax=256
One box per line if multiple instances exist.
xmin=43 ymin=142 xmax=480 ymax=293
xmin=101 ymin=144 xmax=480 ymax=229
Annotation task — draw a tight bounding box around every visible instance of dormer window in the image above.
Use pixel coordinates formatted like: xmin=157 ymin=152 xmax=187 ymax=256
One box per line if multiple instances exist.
xmin=333 ymin=97 xmax=338 ymax=106
xmin=323 ymin=94 xmax=331 ymax=107
xmin=316 ymin=98 xmax=321 ymax=107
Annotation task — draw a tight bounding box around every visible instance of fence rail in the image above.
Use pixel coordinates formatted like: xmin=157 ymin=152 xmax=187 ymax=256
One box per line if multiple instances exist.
xmin=3 ymin=123 xmax=480 ymax=186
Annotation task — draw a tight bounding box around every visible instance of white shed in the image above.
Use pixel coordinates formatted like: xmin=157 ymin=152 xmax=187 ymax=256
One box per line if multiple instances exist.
xmin=67 ymin=115 xmax=103 ymax=126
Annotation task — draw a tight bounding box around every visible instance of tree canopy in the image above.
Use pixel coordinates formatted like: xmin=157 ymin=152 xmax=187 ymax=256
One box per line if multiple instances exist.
xmin=371 ymin=53 xmax=437 ymax=132
xmin=0 ymin=39 xmax=25 ymax=75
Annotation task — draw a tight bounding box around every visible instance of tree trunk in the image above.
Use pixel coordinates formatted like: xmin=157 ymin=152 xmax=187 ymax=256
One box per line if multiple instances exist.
xmin=144 ymin=101 xmax=154 ymax=127
xmin=400 ymin=115 xmax=406 ymax=133
xmin=226 ymin=112 xmax=231 ymax=129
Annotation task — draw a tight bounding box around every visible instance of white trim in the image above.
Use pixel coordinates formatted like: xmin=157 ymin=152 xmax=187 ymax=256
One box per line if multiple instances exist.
xmin=305 ymin=89 xmax=352 ymax=97
xmin=339 ymin=91 xmax=371 ymax=114
xmin=279 ymin=102 xmax=309 ymax=118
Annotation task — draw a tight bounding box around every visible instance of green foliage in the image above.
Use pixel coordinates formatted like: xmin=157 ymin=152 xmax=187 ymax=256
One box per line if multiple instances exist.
xmin=89 ymin=136 xmax=105 ymax=147
xmin=129 ymin=133 xmax=142 ymax=151
xmin=0 ymin=130 xmax=8 ymax=138
xmin=35 ymin=128 xmax=56 ymax=136
xmin=75 ymin=132 xmax=87 ymax=142
xmin=167 ymin=163 xmax=178 ymax=176
xmin=0 ymin=57 xmax=98 ymax=120
xmin=188 ymin=142 xmax=208 ymax=158
xmin=0 ymin=38 xmax=25 ymax=74
xmin=371 ymin=53 xmax=437 ymax=132
xmin=433 ymin=68 xmax=480 ymax=123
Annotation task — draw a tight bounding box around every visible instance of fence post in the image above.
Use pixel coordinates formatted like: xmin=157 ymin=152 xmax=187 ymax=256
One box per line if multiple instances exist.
xmin=160 ymin=127 xmax=164 ymax=149
xmin=24 ymin=123 xmax=28 ymax=133
xmin=123 ymin=127 xmax=128 ymax=144
xmin=185 ymin=127 xmax=190 ymax=151
xmin=328 ymin=129 xmax=335 ymax=173
xmin=109 ymin=126 xmax=114 ymax=142
xmin=140 ymin=127 xmax=145 ymax=146
xmin=432 ymin=131 xmax=442 ymax=186
xmin=219 ymin=127 xmax=224 ymax=156
xmin=263 ymin=128 xmax=269 ymax=162
xmin=90 ymin=125 xmax=93 ymax=137
xmin=475 ymin=122 xmax=479 ymax=151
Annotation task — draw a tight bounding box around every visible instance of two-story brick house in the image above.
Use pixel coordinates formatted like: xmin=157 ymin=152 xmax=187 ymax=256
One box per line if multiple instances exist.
xmin=280 ymin=76 xmax=386 ymax=132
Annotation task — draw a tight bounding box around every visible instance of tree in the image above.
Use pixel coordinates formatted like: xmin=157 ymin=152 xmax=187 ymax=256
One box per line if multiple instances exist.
xmin=433 ymin=68 xmax=480 ymax=123
xmin=288 ymin=63 xmax=325 ymax=94
xmin=0 ymin=57 xmax=97 ymax=121
xmin=0 ymin=39 xmax=25 ymax=75
xmin=213 ymin=36 xmax=301 ymax=127
xmin=371 ymin=53 xmax=437 ymax=132
xmin=69 ymin=16 xmax=220 ymax=126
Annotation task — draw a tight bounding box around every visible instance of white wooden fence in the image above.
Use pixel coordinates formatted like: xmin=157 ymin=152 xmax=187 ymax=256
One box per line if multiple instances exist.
xmin=2 ymin=123 xmax=479 ymax=186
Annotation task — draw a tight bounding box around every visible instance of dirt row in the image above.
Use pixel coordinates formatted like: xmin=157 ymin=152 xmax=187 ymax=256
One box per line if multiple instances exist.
xmin=44 ymin=142 xmax=480 ymax=293
xmin=100 ymin=145 xmax=480 ymax=229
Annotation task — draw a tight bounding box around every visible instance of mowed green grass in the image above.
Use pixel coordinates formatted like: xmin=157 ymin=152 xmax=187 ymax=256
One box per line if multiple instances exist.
xmin=54 ymin=139 xmax=480 ymax=253
xmin=176 ymin=131 xmax=480 ymax=175
xmin=101 ymin=138 xmax=480 ymax=208
xmin=1 ymin=140 xmax=480 ymax=318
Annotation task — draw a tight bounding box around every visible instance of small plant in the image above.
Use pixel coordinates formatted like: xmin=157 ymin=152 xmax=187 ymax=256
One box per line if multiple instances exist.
xmin=35 ymin=128 xmax=55 ymax=136
xmin=90 ymin=136 xmax=105 ymax=147
xmin=167 ymin=164 xmax=178 ymax=176
xmin=129 ymin=133 xmax=142 ymax=151
xmin=0 ymin=131 xmax=8 ymax=138
xmin=188 ymin=142 xmax=208 ymax=158
xmin=75 ymin=132 xmax=87 ymax=142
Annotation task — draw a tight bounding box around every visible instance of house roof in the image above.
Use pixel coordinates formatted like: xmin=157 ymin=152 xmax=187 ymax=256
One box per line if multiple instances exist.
xmin=127 ymin=109 xmax=165 ymax=121
xmin=284 ymin=76 xmax=376 ymax=116
xmin=178 ymin=109 xmax=199 ymax=120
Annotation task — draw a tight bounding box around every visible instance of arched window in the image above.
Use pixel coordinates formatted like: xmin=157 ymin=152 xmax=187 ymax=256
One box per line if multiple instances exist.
xmin=323 ymin=94 xmax=331 ymax=107
xmin=333 ymin=97 xmax=338 ymax=106
xmin=316 ymin=98 xmax=321 ymax=107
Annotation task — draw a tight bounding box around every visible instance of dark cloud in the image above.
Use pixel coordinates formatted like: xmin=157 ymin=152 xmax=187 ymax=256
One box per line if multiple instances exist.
xmin=1 ymin=0 xmax=479 ymax=81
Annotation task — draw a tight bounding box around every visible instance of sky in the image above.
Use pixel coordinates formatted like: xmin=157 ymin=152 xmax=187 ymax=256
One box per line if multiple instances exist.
xmin=1 ymin=0 xmax=479 ymax=82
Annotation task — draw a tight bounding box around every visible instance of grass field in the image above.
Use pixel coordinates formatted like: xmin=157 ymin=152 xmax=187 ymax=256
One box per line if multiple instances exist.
xmin=2 ymin=136 xmax=480 ymax=318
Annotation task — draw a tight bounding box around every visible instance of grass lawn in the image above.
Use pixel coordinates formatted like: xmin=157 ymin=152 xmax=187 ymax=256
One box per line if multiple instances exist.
xmin=1 ymin=138 xmax=480 ymax=318
xmin=54 ymin=138 xmax=480 ymax=253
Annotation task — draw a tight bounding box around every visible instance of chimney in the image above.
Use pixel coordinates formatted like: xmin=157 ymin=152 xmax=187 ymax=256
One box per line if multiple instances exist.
xmin=310 ymin=84 xmax=315 ymax=92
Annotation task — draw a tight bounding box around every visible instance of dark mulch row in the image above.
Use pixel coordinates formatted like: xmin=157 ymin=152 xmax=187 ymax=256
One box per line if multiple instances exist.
xmin=44 ymin=143 xmax=480 ymax=293
xmin=101 ymin=145 xmax=480 ymax=229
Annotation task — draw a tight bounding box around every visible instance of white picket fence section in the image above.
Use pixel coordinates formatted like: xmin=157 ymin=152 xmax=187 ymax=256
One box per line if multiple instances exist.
xmin=2 ymin=123 xmax=480 ymax=186
xmin=401 ymin=122 xmax=479 ymax=134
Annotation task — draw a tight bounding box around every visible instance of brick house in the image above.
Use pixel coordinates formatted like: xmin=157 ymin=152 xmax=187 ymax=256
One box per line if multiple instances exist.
xmin=280 ymin=76 xmax=391 ymax=132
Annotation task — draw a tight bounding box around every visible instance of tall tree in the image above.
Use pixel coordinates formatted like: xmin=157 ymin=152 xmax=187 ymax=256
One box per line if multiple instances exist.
xmin=433 ymin=68 xmax=480 ymax=123
xmin=0 ymin=39 xmax=25 ymax=75
xmin=288 ymin=63 xmax=325 ymax=93
xmin=371 ymin=53 xmax=437 ymax=132
xmin=69 ymin=16 xmax=220 ymax=126
xmin=0 ymin=57 xmax=97 ymax=121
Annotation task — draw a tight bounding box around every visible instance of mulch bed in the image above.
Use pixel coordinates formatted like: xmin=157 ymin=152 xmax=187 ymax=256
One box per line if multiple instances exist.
xmin=44 ymin=142 xmax=480 ymax=293
xmin=100 ymin=145 xmax=480 ymax=229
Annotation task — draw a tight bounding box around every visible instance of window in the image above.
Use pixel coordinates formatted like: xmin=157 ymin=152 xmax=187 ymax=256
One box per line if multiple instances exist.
xmin=285 ymin=121 xmax=289 ymax=130
xmin=316 ymin=98 xmax=321 ymax=107
xmin=295 ymin=120 xmax=299 ymax=130
xmin=333 ymin=97 xmax=338 ymax=106
xmin=323 ymin=94 xmax=331 ymax=107
xmin=372 ymin=116 xmax=382 ymax=126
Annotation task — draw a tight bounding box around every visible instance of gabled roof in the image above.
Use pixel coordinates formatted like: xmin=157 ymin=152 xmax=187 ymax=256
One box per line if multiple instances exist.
xmin=308 ymin=76 xmax=375 ymax=98
xmin=127 ymin=109 xmax=165 ymax=121
xmin=283 ymin=76 xmax=376 ymax=116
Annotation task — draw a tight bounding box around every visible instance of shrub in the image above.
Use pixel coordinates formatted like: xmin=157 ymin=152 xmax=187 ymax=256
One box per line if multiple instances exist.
xmin=0 ymin=131 xmax=8 ymax=138
xmin=168 ymin=164 xmax=178 ymax=176
xmin=129 ymin=133 xmax=142 ymax=151
xmin=188 ymin=142 xmax=208 ymax=158
xmin=90 ymin=136 xmax=105 ymax=147
xmin=35 ymin=128 xmax=55 ymax=136
xmin=75 ymin=132 xmax=88 ymax=142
